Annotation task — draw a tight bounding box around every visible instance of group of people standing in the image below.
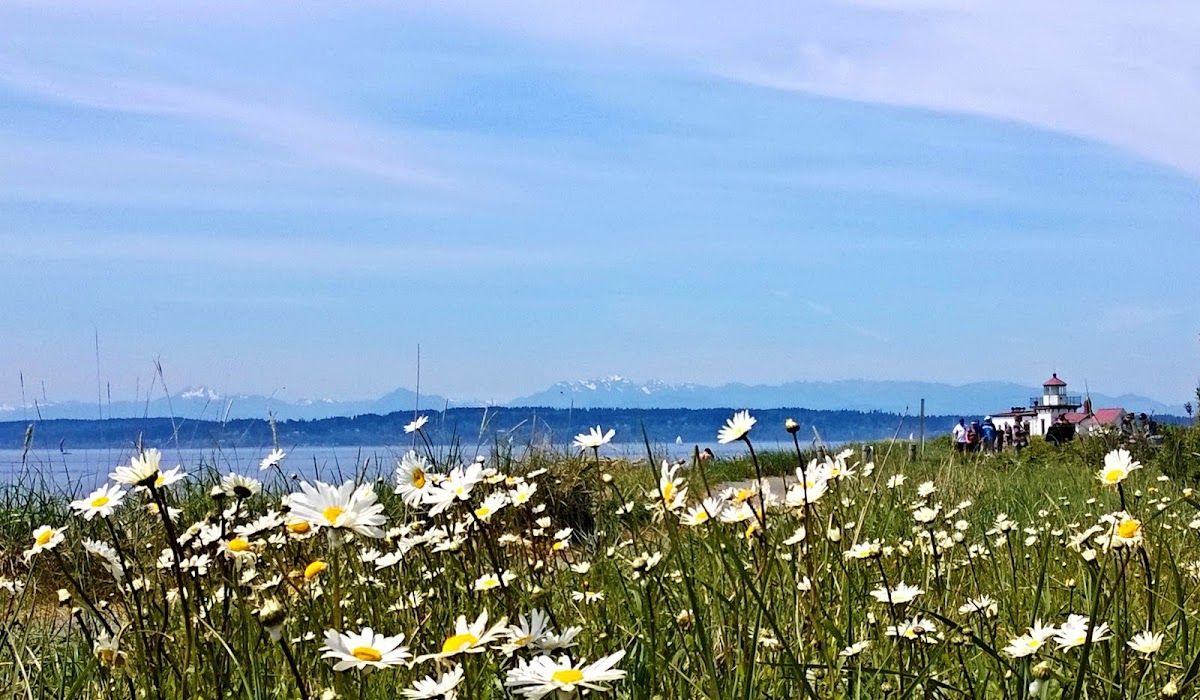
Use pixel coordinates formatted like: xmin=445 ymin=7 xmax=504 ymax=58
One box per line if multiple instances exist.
xmin=952 ymin=416 xmax=1028 ymax=455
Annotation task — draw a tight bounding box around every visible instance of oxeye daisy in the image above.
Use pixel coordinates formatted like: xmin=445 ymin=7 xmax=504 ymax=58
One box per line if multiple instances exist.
xmin=404 ymin=415 xmax=429 ymax=434
xmin=505 ymin=650 xmax=627 ymax=699
xmin=110 ymin=449 xmax=163 ymax=486
xmin=472 ymin=493 xmax=509 ymax=522
xmin=70 ymin=484 xmax=126 ymax=520
xmin=25 ymin=525 xmax=66 ymax=561
xmin=840 ymin=640 xmax=871 ymax=658
xmin=403 ymin=664 xmax=464 ymax=698
xmin=717 ymin=410 xmax=756 ymax=444
xmin=395 ymin=451 xmax=435 ymax=506
xmin=93 ymin=632 xmax=129 ymax=671
xmin=473 ymin=570 xmax=516 ymax=591
xmin=499 ymin=609 xmax=552 ymax=655
xmin=418 ymin=611 xmax=507 ymax=662
xmin=136 ymin=465 xmax=186 ymax=493
xmin=509 ymin=482 xmax=538 ymax=507
xmin=1097 ymin=448 xmax=1141 ymax=486
xmin=680 ymin=497 xmax=724 ymax=527
xmin=1127 ymin=630 xmax=1164 ymax=656
xmin=1003 ymin=621 xmax=1058 ymax=658
xmin=221 ymin=537 xmax=256 ymax=563
xmin=572 ymin=426 xmax=615 ymax=451
xmin=321 ymin=627 xmax=411 ymax=671
xmin=82 ymin=539 xmax=125 ymax=580
xmin=287 ymin=480 xmax=387 ymax=539
xmin=220 ymin=473 xmax=262 ymax=500
xmin=870 ymin=583 xmax=924 ymax=605
xmin=785 ymin=475 xmax=829 ymax=507
xmin=885 ymin=617 xmax=939 ymax=644
xmin=259 ymin=448 xmax=286 ymax=471
xmin=304 ymin=560 xmax=328 ymax=581
xmin=1054 ymin=615 xmax=1111 ymax=650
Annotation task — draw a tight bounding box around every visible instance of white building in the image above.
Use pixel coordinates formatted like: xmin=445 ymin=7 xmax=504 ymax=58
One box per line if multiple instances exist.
xmin=990 ymin=373 xmax=1126 ymax=438
xmin=991 ymin=373 xmax=1081 ymax=437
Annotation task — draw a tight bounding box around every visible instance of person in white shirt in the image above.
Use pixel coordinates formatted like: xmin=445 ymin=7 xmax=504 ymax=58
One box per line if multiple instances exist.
xmin=952 ymin=418 xmax=968 ymax=454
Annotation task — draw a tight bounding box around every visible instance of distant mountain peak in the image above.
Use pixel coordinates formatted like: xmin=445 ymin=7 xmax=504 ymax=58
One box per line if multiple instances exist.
xmin=509 ymin=377 xmax=1183 ymax=415
xmin=179 ymin=387 xmax=222 ymax=401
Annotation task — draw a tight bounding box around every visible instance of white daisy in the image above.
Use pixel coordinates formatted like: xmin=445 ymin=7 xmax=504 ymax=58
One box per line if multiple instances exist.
xmin=403 ymin=664 xmax=464 ymax=698
xmin=1127 ymin=630 xmax=1164 ymax=656
xmin=321 ymin=627 xmax=411 ymax=671
xmin=259 ymin=448 xmax=287 ymax=471
xmin=505 ymin=650 xmax=626 ymax=699
xmin=25 ymin=525 xmax=66 ymax=561
xmin=573 ymin=426 xmax=615 ymax=451
xmin=395 ymin=451 xmax=436 ymax=506
xmin=417 ymin=611 xmax=508 ymax=662
xmin=70 ymin=484 xmax=126 ymax=520
xmin=110 ymin=449 xmax=163 ymax=486
xmin=287 ymin=480 xmax=387 ymax=538
xmin=717 ymin=410 xmax=756 ymax=444
xmin=82 ymin=539 xmax=125 ymax=579
xmin=404 ymin=415 xmax=429 ymax=434
xmin=220 ymin=473 xmax=262 ymax=500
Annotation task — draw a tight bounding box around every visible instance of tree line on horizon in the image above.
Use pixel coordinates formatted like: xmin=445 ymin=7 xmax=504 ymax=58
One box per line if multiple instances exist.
xmin=0 ymin=406 xmax=975 ymax=451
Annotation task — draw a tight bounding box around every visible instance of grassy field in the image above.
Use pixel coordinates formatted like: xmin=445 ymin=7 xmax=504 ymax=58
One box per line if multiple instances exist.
xmin=1 ymin=413 xmax=1199 ymax=699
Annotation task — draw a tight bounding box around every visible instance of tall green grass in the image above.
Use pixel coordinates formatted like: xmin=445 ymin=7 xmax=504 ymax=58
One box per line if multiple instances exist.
xmin=0 ymin=420 xmax=1197 ymax=699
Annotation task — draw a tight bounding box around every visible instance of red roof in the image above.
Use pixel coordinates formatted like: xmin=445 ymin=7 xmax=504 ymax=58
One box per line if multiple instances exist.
xmin=1064 ymin=408 xmax=1125 ymax=425
xmin=1043 ymin=373 xmax=1067 ymax=387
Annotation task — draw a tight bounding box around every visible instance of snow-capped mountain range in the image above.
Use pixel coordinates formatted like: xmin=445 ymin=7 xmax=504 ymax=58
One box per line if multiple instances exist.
xmin=510 ymin=375 xmax=1185 ymax=416
xmin=0 ymin=376 xmax=1185 ymax=422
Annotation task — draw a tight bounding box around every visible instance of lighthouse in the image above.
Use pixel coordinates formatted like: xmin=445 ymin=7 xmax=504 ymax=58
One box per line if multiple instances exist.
xmin=1027 ymin=373 xmax=1082 ymax=436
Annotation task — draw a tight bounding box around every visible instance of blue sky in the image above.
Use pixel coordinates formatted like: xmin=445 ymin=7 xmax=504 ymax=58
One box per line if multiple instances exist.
xmin=1 ymin=1 xmax=1197 ymax=406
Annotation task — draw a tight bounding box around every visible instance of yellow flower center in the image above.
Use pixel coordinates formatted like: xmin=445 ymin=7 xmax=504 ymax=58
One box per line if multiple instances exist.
xmin=552 ymin=669 xmax=585 ymax=685
xmin=694 ymin=511 xmax=709 ymax=523
xmin=441 ymin=632 xmax=478 ymax=654
xmin=90 ymin=496 xmax=110 ymax=508
xmin=323 ymin=506 xmax=345 ymax=525
xmin=287 ymin=521 xmax=310 ymax=535
xmin=35 ymin=529 xmax=54 ymax=546
xmin=1104 ymin=468 xmax=1124 ymax=483
xmin=1118 ymin=519 xmax=1141 ymax=539
xmin=662 ymin=482 xmax=675 ymax=502
xmin=304 ymin=560 xmax=327 ymax=580
xmin=351 ymin=646 xmax=383 ymax=662
xmin=736 ymin=489 xmax=752 ymax=501
xmin=228 ymin=538 xmax=251 ymax=553
xmin=476 ymin=506 xmax=492 ymax=518
xmin=412 ymin=470 xmax=425 ymax=489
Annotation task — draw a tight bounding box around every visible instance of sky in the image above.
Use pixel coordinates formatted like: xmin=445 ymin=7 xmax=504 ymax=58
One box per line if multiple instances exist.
xmin=1 ymin=1 xmax=1198 ymax=407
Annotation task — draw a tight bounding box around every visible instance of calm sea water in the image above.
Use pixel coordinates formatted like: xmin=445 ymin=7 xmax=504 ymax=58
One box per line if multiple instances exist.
xmin=0 ymin=440 xmax=800 ymax=491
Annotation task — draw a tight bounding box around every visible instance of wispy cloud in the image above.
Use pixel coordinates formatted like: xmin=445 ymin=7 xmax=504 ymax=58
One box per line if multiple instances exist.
xmin=2 ymin=231 xmax=570 ymax=273
xmin=0 ymin=58 xmax=452 ymax=189
xmin=396 ymin=0 xmax=1200 ymax=180
xmin=805 ymin=300 xmax=889 ymax=342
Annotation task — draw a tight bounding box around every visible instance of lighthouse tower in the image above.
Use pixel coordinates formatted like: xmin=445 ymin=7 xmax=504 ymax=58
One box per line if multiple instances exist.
xmin=1030 ymin=373 xmax=1081 ymax=436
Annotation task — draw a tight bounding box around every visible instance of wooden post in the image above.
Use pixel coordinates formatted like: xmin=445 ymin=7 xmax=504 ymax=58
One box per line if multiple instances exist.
xmin=909 ymin=444 xmax=917 ymax=462
xmin=919 ymin=398 xmax=926 ymax=457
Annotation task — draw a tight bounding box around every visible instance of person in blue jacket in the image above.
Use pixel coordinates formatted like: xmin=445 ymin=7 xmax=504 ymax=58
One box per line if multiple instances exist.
xmin=981 ymin=416 xmax=996 ymax=453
